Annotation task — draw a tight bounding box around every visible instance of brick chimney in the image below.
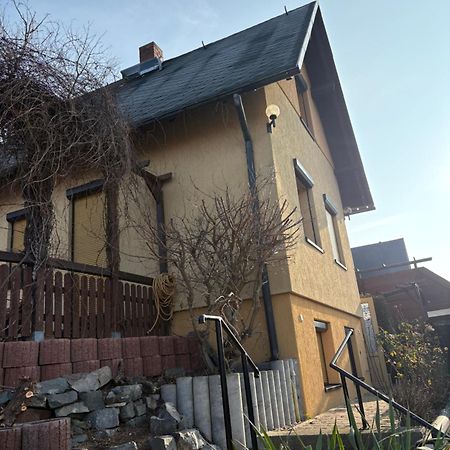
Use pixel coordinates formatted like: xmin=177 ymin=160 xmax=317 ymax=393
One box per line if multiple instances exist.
xmin=139 ymin=42 xmax=163 ymax=63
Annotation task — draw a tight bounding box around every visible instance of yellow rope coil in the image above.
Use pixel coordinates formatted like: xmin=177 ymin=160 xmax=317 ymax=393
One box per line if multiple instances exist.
xmin=148 ymin=273 xmax=175 ymax=333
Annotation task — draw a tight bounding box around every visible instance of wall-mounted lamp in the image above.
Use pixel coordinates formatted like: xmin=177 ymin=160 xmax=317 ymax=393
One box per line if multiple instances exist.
xmin=266 ymin=104 xmax=280 ymax=133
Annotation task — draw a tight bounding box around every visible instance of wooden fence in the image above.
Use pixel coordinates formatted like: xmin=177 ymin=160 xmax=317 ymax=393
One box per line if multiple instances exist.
xmin=0 ymin=259 xmax=160 ymax=340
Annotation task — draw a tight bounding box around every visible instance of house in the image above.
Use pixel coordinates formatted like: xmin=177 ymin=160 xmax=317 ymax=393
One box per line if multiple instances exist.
xmin=353 ymin=239 xmax=450 ymax=369
xmin=0 ymin=2 xmax=374 ymax=416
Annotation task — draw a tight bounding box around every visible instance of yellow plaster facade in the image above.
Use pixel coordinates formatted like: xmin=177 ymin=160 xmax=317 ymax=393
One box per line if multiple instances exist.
xmin=0 ymin=63 xmax=370 ymax=417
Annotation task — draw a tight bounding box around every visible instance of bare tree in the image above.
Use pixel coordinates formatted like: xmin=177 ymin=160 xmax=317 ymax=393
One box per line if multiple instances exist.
xmin=133 ymin=178 xmax=300 ymax=368
xmin=0 ymin=2 xmax=133 ymax=273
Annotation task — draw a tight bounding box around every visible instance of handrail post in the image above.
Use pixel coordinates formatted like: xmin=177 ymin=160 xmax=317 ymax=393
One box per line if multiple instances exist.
xmin=215 ymin=320 xmax=233 ymax=450
xmin=242 ymin=355 xmax=258 ymax=450
xmin=330 ymin=328 xmax=447 ymax=437
xmin=346 ymin=330 xmax=369 ymax=429
xmin=199 ymin=314 xmax=261 ymax=450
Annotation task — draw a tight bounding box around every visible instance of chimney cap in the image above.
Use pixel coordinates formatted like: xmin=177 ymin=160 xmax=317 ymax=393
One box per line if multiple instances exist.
xmin=139 ymin=41 xmax=163 ymax=63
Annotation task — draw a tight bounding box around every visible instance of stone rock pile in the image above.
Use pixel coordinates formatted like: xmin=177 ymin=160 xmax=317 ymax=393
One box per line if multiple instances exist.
xmin=0 ymin=365 xmax=219 ymax=450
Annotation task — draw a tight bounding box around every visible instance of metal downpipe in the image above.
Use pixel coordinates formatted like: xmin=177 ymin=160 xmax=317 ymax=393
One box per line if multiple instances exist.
xmin=233 ymin=93 xmax=279 ymax=361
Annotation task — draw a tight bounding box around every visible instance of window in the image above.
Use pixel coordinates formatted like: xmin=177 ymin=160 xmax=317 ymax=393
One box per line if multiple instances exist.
xmin=295 ymin=73 xmax=314 ymax=136
xmin=67 ymin=180 xmax=107 ymax=267
xmin=6 ymin=209 xmax=27 ymax=252
xmin=294 ymin=159 xmax=321 ymax=250
xmin=323 ymin=194 xmax=345 ymax=267
xmin=315 ymin=320 xmax=341 ymax=390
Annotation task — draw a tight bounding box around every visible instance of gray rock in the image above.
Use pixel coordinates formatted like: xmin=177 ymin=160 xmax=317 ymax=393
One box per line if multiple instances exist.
xmin=127 ymin=377 xmax=158 ymax=394
xmin=48 ymin=390 xmax=78 ymax=409
xmin=72 ymin=418 xmax=88 ymax=430
xmin=164 ymin=367 xmax=186 ymax=379
xmin=55 ymin=401 xmax=89 ymax=417
xmin=145 ymin=394 xmax=159 ymax=410
xmin=93 ymin=428 xmax=119 ymax=440
xmin=28 ymin=393 xmax=47 ymax=408
xmin=105 ymin=384 xmax=143 ymax=404
xmin=150 ymin=416 xmax=176 ymax=435
xmin=35 ymin=377 xmax=69 ymax=395
xmin=134 ymin=399 xmax=146 ymax=416
xmin=80 ymin=390 xmax=105 ymax=411
xmin=124 ymin=415 xmax=148 ymax=428
xmin=106 ymin=401 xmax=127 ymax=408
xmin=174 ymin=429 xmax=207 ymax=450
xmin=120 ymin=402 xmax=136 ymax=421
xmin=66 ymin=372 xmax=100 ymax=393
xmin=87 ymin=407 xmax=120 ymax=430
xmin=107 ymin=442 xmax=138 ymax=450
xmin=71 ymin=434 xmax=88 ymax=445
xmin=94 ymin=366 xmax=113 ymax=388
xmin=150 ymin=402 xmax=182 ymax=434
xmin=0 ymin=390 xmax=13 ymax=405
xmin=146 ymin=435 xmax=177 ymax=450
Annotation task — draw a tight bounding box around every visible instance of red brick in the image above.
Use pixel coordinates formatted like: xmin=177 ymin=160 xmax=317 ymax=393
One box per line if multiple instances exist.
xmin=174 ymin=336 xmax=189 ymax=354
xmin=143 ymin=355 xmax=162 ymax=377
xmin=159 ymin=336 xmax=175 ymax=355
xmin=100 ymin=358 xmax=123 ymax=378
xmin=40 ymin=363 xmax=72 ymax=381
xmin=39 ymin=339 xmax=71 ymax=365
xmin=188 ymin=336 xmax=201 ymax=355
xmin=121 ymin=337 xmax=141 ymax=359
xmin=0 ymin=426 xmax=21 ymax=450
xmin=162 ymin=354 xmax=177 ymax=371
xmin=4 ymin=366 xmax=40 ymax=387
xmin=176 ymin=353 xmax=192 ymax=372
xmin=98 ymin=338 xmax=122 ymax=360
xmin=22 ymin=418 xmax=71 ymax=450
xmin=140 ymin=336 xmax=159 ymax=357
xmin=191 ymin=353 xmax=205 ymax=372
xmin=123 ymin=357 xmax=143 ymax=377
xmin=71 ymin=338 xmax=98 ymax=362
xmin=72 ymin=359 xmax=100 ymax=373
xmin=3 ymin=341 xmax=39 ymax=368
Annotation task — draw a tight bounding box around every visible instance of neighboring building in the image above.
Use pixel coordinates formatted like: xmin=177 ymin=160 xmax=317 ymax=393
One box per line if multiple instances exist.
xmin=0 ymin=3 xmax=374 ymax=416
xmin=354 ymin=240 xmax=450 ymax=367
xmin=352 ymin=238 xmax=410 ymax=279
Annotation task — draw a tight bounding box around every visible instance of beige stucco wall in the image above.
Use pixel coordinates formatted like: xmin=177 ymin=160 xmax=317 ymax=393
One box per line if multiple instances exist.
xmin=0 ymin=65 xmax=371 ymax=417
xmin=171 ymin=292 xmax=370 ymax=418
xmin=264 ymin=76 xmax=361 ymax=314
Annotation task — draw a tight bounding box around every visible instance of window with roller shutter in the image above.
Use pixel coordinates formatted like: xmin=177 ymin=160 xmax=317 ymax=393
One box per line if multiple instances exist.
xmin=67 ymin=180 xmax=107 ymax=268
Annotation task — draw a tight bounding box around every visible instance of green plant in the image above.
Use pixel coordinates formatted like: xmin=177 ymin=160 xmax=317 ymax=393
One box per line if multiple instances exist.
xmin=378 ymin=321 xmax=448 ymax=421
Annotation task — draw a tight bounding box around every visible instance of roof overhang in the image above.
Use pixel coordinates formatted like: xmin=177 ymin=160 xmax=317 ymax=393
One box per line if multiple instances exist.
xmin=302 ymin=9 xmax=375 ymax=215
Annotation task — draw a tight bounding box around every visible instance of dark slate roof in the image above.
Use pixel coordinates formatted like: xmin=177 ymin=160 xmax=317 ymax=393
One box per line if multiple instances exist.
xmin=352 ymin=239 xmax=410 ymax=279
xmin=115 ymin=2 xmax=317 ymax=127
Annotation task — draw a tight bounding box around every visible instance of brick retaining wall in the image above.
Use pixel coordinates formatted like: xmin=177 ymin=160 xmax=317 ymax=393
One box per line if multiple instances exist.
xmin=0 ymin=418 xmax=70 ymax=450
xmin=0 ymin=336 xmax=203 ymax=387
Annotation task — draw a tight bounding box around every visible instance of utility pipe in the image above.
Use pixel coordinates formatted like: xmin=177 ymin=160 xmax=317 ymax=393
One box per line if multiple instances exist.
xmin=233 ymin=93 xmax=279 ymax=361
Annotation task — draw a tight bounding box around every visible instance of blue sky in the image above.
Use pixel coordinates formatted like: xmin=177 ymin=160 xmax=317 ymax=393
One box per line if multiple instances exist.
xmin=8 ymin=1 xmax=450 ymax=279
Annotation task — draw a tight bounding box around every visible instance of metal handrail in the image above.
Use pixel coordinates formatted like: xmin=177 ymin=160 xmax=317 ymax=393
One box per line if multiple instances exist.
xmin=330 ymin=328 xmax=446 ymax=436
xmin=199 ymin=314 xmax=260 ymax=450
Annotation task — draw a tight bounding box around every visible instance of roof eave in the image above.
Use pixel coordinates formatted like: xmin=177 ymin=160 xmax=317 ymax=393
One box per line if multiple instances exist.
xmin=303 ymin=8 xmax=375 ymax=215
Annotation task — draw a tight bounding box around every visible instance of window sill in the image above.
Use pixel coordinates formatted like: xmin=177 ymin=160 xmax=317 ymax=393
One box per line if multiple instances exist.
xmin=334 ymin=259 xmax=348 ymax=271
xmin=324 ymin=383 xmax=342 ymax=392
xmin=305 ymin=237 xmax=324 ymax=254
